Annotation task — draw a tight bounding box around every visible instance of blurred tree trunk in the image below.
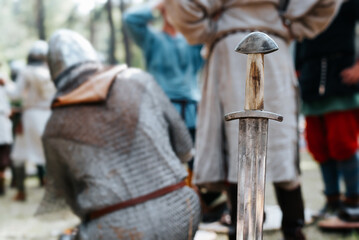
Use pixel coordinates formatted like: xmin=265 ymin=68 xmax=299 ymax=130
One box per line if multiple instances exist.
xmin=89 ymin=6 xmax=103 ymax=48
xmin=89 ymin=9 xmax=97 ymax=47
xmin=66 ymin=6 xmax=77 ymax=29
xmin=106 ymin=0 xmax=117 ymax=64
xmin=36 ymin=0 xmax=46 ymax=40
xmin=119 ymin=0 xmax=132 ymax=66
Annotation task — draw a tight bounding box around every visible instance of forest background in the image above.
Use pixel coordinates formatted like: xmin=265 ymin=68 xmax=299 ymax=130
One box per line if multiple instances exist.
xmin=0 ymin=0 xmax=150 ymax=74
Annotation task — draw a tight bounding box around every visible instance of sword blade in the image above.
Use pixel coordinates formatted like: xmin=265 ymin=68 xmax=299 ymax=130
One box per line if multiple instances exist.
xmin=237 ymin=118 xmax=269 ymax=240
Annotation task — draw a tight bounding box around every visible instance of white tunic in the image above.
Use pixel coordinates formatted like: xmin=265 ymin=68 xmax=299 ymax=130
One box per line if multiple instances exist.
xmin=0 ymin=86 xmax=12 ymax=145
xmin=6 ymin=65 xmax=55 ymax=165
xmin=165 ymin=0 xmax=343 ymax=184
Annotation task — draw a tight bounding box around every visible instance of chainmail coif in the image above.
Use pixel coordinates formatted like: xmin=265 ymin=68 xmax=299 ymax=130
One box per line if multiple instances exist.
xmin=38 ymin=64 xmax=200 ymax=240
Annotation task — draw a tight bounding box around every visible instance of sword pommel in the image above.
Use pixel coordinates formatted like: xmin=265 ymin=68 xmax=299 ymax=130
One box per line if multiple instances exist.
xmin=235 ymin=32 xmax=278 ymax=55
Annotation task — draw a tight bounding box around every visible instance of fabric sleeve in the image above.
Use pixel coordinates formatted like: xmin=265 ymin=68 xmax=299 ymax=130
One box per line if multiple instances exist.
xmin=164 ymin=0 xmax=223 ymax=44
xmin=122 ymin=5 xmax=156 ymax=49
xmin=5 ymin=70 xmax=27 ymax=100
xmin=284 ymin=0 xmax=344 ymax=41
xmin=191 ymin=44 xmax=205 ymax=72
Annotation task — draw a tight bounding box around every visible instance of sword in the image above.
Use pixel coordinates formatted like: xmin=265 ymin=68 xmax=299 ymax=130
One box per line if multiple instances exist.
xmin=225 ymin=32 xmax=283 ymax=240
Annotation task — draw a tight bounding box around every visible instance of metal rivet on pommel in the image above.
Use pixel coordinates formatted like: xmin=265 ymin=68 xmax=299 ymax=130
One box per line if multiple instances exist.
xmin=235 ymin=32 xmax=279 ymax=55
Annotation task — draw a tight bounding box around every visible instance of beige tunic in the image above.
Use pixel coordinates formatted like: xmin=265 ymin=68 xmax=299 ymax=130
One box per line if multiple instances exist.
xmin=0 ymin=86 xmax=12 ymax=145
xmin=165 ymin=0 xmax=343 ymax=184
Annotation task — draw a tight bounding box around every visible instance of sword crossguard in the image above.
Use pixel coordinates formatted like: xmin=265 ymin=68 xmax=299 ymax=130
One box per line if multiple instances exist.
xmin=224 ymin=110 xmax=283 ymax=122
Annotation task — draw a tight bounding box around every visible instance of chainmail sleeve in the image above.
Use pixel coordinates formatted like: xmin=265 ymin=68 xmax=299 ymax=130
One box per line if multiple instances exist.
xmin=148 ymin=76 xmax=194 ymax=163
xmin=36 ymin=137 xmax=77 ymax=216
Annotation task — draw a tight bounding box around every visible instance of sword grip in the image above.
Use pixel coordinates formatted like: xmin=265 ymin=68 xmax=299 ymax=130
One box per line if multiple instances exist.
xmin=245 ymin=54 xmax=264 ymax=111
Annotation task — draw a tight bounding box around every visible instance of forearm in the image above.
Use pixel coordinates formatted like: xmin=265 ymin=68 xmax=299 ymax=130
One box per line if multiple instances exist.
xmin=285 ymin=0 xmax=344 ymax=41
xmin=164 ymin=0 xmax=220 ymax=45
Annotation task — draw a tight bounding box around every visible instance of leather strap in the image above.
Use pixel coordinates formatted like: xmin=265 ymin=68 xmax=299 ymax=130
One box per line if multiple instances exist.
xmin=170 ymin=99 xmax=197 ymax=121
xmin=87 ymin=181 xmax=186 ymax=221
xmin=278 ymin=0 xmax=290 ymax=13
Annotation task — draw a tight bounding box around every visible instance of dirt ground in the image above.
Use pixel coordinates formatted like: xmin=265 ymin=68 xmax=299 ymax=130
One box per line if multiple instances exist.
xmin=1 ymin=151 xmax=359 ymax=240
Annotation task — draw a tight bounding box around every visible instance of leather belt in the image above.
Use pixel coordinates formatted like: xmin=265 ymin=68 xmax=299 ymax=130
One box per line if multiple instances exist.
xmin=87 ymin=181 xmax=186 ymax=221
xmin=170 ymin=99 xmax=197 ymax=121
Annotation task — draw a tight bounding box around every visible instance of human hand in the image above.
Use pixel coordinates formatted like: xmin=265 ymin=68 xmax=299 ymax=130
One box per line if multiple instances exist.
xmin=210 ymin=7 xmax=225 ymax=21
xmin=212 ymin=11 xmax=222 ymax=21
xmin=156 ymin=1 xmax=164 ymax=11
xmin=341 ymin=61 xmax=359 ymax=85
xmin=0 ymin=78 xmax=5 ymax=86
xmin=282 ymin=18 xmax=294 ymax=41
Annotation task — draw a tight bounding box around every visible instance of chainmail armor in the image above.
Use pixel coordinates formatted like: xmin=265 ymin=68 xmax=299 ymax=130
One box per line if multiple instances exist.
xmin=48 ymin=29 xmax=99 ymax=82
xmin=39 ymin=66 xmax=200 ymax=239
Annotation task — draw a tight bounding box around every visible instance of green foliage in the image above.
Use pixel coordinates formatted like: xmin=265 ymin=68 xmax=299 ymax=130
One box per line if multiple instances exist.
xmin=130 ymin=43 xmax=144 ymax=68
xmin=0 ymin=0 xmax=34 ymax=70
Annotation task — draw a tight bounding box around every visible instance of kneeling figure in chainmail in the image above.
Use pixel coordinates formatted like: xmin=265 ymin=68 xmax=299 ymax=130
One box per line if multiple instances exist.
xmin=38 ymin=29 xmax=200 ymax=240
